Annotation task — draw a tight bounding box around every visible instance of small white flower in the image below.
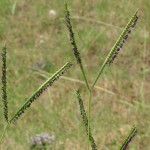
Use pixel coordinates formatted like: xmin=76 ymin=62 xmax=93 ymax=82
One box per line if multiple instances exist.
xmin=49 ymin=9 xmax=57 ymax=18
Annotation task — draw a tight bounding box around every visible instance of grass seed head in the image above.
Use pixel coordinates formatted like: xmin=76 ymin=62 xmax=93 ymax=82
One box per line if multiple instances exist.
xmin=1 ymin=45 xmax=9 ymax=122
xmin=108 ymin=11 xmax=139 ymax=65
xmin=65 ymin=3 xmax=82 ymax=64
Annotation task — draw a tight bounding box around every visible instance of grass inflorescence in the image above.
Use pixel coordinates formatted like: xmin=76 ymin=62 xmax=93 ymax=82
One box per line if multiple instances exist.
xmin=76 ymin=90 xmax=97 ymax=150
xmin=1 ymin=44 xmax=8 ymax=122
xmin=10 ymin=62 xmax=72 ymax=123
xmin=92 ymin=9 xmax=139 ymax=88
xmin=120 ymin=127 xmax=137 ymax=150
xmin=108 ymin=13 xmax=139 ymax=65
xmin=65 ymin=3 xmax=82 ymax=65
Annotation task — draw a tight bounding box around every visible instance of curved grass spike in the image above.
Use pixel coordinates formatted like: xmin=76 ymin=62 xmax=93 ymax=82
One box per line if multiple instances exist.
xmin=65 ymin=3 xmax=81 ymax=64
xmin=109 ymin=15 xmax=139 ymax=65
xmin=120 ymin=126 xmax=137 ymax=150
xmin=92 ymin=9 xmax=139 ymax=88
xmin=10 ymin=62 xmax=72 ymax=123
xmin=1 ymin=44 xmax=8 ymax=122
xmin=76 ymin=90 xmax=97 ymax=150
xmin=65 ymin=2 xmax=90 ymax=91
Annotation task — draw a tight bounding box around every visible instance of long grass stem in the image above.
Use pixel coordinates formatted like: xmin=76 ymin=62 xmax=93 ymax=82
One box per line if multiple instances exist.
xmin=80 ymin=63 xmax=90 ymax=91
xmin=0 ymin=123 xmax=9 ymax=145
xmin=88 ymin=90 xmax=92 ymax=150
xmin=92 ymin=63 xmax=106 ymax=89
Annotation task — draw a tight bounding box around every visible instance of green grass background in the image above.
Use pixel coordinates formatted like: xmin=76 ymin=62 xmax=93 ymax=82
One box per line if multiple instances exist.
xmin=0 ymin=0 xmax=150 ymax=149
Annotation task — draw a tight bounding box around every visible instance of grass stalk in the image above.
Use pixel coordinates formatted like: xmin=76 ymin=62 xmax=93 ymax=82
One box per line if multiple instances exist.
xmin=80 ymin=63 xmax=90 ymax=91
xmin=87 ymin=90 xmax=92 ymax=150
xmin=0 ymin=122 xmax=9 ymax=145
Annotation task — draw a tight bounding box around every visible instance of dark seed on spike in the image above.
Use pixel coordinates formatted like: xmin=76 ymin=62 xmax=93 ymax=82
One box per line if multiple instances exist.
xmin=131 ymin=23 xmax=136 ymax=28
xmin=109 ymin=61 xmax=112 ymax=66
xmin=124 ymin=34 xmax=128 ymax=40
xmin=116 ymin=47 xmax=120 ymax=51
xmin=134 ymin=16 xmax=138 ymax=22
xmin=122 ymin=39 xmax=125 ymax=43
xmin=131 ymin=15 xmax=138 ymax=28
xmin=128 ymin=29 xmax=131 ymax=34
xmin=108 ymin=14 xmax=138 ymax=67
xmin=115 ymin=51 xmax=118 ymax=55
xmin=119 ymin=43 xmax=123 ymax=48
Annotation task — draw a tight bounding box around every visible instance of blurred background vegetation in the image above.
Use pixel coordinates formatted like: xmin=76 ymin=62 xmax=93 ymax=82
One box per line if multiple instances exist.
xmin=0 ymin=0 xmax=149 ymax=149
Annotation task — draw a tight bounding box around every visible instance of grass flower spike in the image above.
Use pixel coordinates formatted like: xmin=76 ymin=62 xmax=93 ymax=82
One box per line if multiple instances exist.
xmin=120 ymin=127 xmax=137 ymax=150
xmin=65 ymin=3 xmax=82 ymax=64
xmin=108 ymin=11 xmax=139 ymax=65
xmin=1 ymin=44 xmax=8 ymax=122
xmin=10 ymin=62 xmax=72 ymax=122
xmin=76 ymin=90 xmax=97 ymax=150
xmin=92 ymin=9 xmax=139 ymax=87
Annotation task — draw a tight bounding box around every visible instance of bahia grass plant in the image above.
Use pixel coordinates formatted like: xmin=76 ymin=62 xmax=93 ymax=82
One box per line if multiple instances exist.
xmin=65 ymin=3 xmax=139 ymax=150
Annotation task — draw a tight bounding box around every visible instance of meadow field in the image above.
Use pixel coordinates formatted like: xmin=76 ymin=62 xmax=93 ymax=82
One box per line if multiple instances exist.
xmin=0 ymin=0 xmax=150 ymax=149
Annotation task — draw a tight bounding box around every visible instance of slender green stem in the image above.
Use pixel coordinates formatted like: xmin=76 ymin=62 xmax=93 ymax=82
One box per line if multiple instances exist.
xmin=88 ymin=90 xmax=92 ymax=150
xmin=0 ymin=122 xmax=9 ymax=145
xmin=79 ymin=63 xmax=90 ymax=91
xmin=92 ymin=62 xmax=106 ymax=89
